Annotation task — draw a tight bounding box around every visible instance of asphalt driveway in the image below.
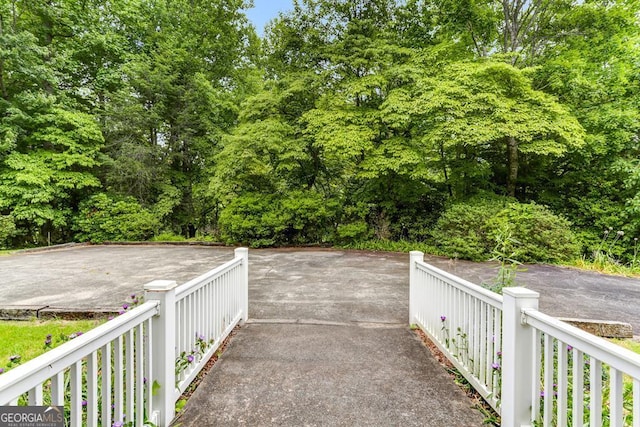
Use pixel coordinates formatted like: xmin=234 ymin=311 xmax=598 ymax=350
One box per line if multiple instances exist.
xmin=0 ymin=244 xmax=639 ymax=331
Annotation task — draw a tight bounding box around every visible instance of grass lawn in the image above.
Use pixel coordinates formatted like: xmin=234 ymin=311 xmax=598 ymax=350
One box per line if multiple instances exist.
xmin=611 ymin=338 xmax=640 ymax=355
xmin=0 ymin=319 xmax=104 ymax=374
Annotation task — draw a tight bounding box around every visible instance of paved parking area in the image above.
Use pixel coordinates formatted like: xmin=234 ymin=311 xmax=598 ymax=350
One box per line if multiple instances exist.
xmin=0 ymin=244 xmax=639 ymax=330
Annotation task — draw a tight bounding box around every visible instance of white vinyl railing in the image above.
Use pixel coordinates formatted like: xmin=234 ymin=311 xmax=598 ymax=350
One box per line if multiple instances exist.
xmin=410 ymin=250 xmax=640 ymax=427
xmin=522 ymin=309 xmax=640 ymax=427
xmin=409 ymin=251 xmax=503 ymax=412
xmin=0 ymin=247 xmax=249 ymax=427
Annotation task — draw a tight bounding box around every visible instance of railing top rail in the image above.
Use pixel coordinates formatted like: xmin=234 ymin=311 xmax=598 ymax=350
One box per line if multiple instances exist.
xmin=175 ymin=256 xmax=243 ymax=300
xmin=0 ymin=301 xmax=158 ymax=404
xmin=415 ymin=260 xmax=503 ymax=309
xmin=524 ymin=308 xmax=640 ymax=378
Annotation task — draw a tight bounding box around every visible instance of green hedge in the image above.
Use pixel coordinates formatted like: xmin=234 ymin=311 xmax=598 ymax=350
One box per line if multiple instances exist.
xmin=432 ymin=195 xmax=580 ymax=263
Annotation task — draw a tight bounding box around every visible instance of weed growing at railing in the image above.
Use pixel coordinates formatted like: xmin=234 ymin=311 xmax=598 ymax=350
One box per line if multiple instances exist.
xmin=175 ymin=332 xmax=215 ymax=380
xmin=440 ymin=316 xmax=474 ymax=370
xmin=486 ymin=227 xmax=525 ymax=293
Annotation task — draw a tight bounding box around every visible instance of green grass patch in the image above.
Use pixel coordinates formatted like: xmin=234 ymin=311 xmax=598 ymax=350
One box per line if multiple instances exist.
xmin=611 ymin=338 xmax=640 ymax=355
xmin=0 ymin=319 xmax=104 ymax=373
xmin=567 ymin=257 xmax=640 ymax=278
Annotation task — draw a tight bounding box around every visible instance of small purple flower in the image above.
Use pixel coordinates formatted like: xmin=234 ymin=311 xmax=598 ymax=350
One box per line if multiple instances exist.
xmin=82 ymin=400 xmax=87 ymax=407
xmin=76 ymin=331 xmax=83 ymax=336
xmin=112 ymin=423 xmax=124 ymax=427
xmin=0 ymin=368 xmax=4 ymax=374
xmin=440 ymin=315 xmax=446 ymax=322
xmin=187 ymin=354 xmax=195 ymax=363
xmin=540 ymin=391 xmax=545 ymax=398
xmin=197 ymin=333 xmax=205 ymax=341
xmin=567 ymin=345 xmax=573 ymax=351
xmin=496 ymin=351 xmax=502 ymax=357
xmin=130 ymin=294 xmax=136 ymax=299
xmin=108 ymin=316 xmax=114 ymax=321
xmin=491 ymin=362 xmax=501 ymax=371
xmin=133 ymin=299 xmax=139 ymax=305
xmin=118 ymin=310 xmax=125 ymax=315
xmin=143 ymin=377 xmax=147 ymax=384
xmin=122 ymin=303 xmax=129 ymax=310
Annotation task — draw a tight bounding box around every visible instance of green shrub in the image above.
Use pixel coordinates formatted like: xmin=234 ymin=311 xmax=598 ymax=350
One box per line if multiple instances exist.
xmin=0 ymin=215 xmax=16 ymax=248
xmin=431 ymin=195 xmax=511 ymax=260
xmin=432 ymin=195 xmax=580 ymax=263
xmin=488 ymin=202 xmax=580 ymax=263
xmin=73 ymin=193 xmax=160 ymax=243
xmin=218 ymin=191 xmax=337 ymax=247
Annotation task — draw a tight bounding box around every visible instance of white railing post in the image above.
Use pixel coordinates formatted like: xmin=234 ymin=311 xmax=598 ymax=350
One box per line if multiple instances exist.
xmin=144 ymin=280 xmax=178 ymax=427
xmin=409 ymin=251 xmax=424 ymax=325
xmin=502 ymin=287 xmax=539 ymax=426
xmin=235 ymin=247 xmax=249 ymax=323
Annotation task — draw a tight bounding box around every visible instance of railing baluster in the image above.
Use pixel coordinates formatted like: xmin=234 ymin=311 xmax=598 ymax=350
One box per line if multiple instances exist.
xmin=114 ymin=335 xmax=124 ymax=424
xmin=590 ymin=358 xmax=603 ymax=427
xmin=27 ymin=384 xmax=42 ymax=406
xmin=87 ymin=351 xmax=99 ymax=427
xmin=101 ymin=343 xmax=112 ymax=427
xmin=610 ymin=366 xmax=623 ymax=427
xmin=51 ymin=371 xmax=65 ymax=407
xmin=70 ymin=361 xmax=82 ymax=427
xmin=125 ymin=330 xmax=134 ymax=424
xmin=531 ymin=329 xmax=541 ymax=424
xmin=572 ymin=348 xmax=584 ymax=426
xmin=136 ymin=324 xmax=144 ymax=426
xmin=543 ymin=334 xmax=553 ymax=427
xmin=144 ymin=319 xmax=153 ymax=423
xmin=557 ymin=340 xmax=568 ymax=427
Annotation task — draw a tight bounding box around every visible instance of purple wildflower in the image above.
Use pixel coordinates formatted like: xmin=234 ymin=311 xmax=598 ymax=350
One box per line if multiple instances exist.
xmin=567 ymin=345 xmax=573 ymax=351
xmin=540 ymin=391 xmax=545 ymax=398
xmin=197 ymin=333 xmax=205 ymax=341
xmin=440 ymin=315 xmax=446 ymax=322
xmin=82 ymin=400 xmax=87 ymax=407
xmin=76 ymin=331 xmax=83 ymax=336
xmin=130 ymin=294 xmax=136 ymax=300
xmin=112 ymin=423 xmax=124 ymax=427
xmin=496 ymin=351 xmax=502 ymax=357
xmin=491 ymin=362 xmax=501 ymax=371
xmin=122 ymin=303 xmax=129 ymax=310
xmin=187 ymin=354 xmax=195 ymax=363
xmin=118 ymin=310 xmax=125 ymax=315
xmin=0 ymin=368 xmax=4 ymax=374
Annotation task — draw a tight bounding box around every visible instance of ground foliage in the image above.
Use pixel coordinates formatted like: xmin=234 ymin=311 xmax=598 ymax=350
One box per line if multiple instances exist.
xmin=1 ymin=0 xmax=639 ymax=263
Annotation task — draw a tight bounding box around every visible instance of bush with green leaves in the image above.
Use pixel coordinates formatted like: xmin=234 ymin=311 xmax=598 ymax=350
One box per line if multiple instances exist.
xmin=432 ymin=196 xmax=580 ymax=263
xmin=218 ymin=191 xmax=338 ymax=247
xmin=73 ymin=193 xmax=160 ymax=243
xmin=0 ymin=215 xmax=16 ymax=248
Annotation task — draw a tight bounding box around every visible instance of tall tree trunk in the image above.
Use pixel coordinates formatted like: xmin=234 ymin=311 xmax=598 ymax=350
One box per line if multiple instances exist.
xmin=506 ymin=136 xmax=518 ymax=197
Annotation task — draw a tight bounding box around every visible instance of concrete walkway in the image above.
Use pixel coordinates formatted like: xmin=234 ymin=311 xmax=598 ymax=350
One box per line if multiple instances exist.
xmin=172 ymin=249 xmax=486 ymax=426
